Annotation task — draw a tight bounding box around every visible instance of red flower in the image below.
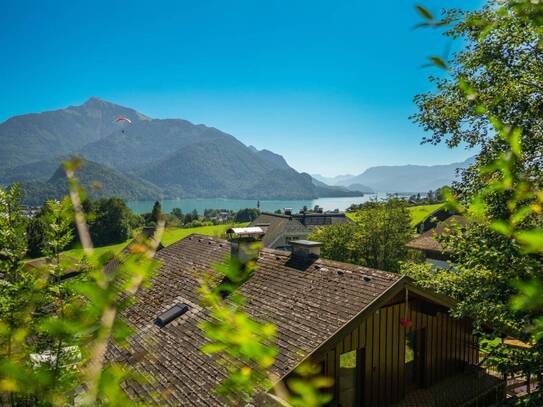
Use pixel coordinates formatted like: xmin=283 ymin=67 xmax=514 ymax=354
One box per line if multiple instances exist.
xmin=400 ymin=317 xmax=412 ymax=329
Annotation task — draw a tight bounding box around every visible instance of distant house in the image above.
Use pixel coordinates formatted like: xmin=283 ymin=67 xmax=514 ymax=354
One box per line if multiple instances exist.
xmin=249 ymin=210 xmax=353 ymax=250
xmin=106 ymin=231 xmax=503 ymax=406
xmin=406 ymin=215 xmax=468 ymax=269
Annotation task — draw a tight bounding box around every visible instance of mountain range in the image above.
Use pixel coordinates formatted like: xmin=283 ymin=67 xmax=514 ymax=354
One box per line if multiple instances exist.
xmin=0 ymin=97 xmax=362 ymax=204
xmin=312 ymin=157 xmax=474 ymax=193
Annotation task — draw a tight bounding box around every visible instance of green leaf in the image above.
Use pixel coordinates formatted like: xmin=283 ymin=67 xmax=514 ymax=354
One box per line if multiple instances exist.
xmin=428 ymin=56 xmax=448 ymax=70
xmin=515 ymin=229 xmax=543 ymax=253
xmin=415 ymin=5 xmax=434 ymax=20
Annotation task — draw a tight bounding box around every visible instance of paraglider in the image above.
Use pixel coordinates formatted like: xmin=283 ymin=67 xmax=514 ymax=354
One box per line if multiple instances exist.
xmin=114 ymin=116 xmax=132 ymax=133
xmin=115 ymin=116 xmax=132 ymax=124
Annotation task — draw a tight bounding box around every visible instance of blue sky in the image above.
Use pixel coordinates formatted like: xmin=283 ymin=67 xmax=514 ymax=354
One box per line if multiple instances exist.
xmin=1 ymin=0 xmax=477 ymax=176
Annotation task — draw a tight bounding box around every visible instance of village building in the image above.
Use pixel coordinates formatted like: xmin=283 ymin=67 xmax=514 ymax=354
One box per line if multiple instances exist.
xmin=249 ymin=210 xmax=353 ymax=250
xmin=406 ymin=215 xmax=468 ymax=269
xmin=107 ymin=229 xmax=504 ymax=406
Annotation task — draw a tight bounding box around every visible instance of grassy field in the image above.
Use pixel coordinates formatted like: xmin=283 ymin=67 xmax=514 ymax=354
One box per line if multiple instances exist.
xmin=346 ymin=203 xmax=444 ymax=227
xmin=407 ymin=203 xmax=443 ymax=226
xmin=62 ymin=223 xmax=249 ymax=261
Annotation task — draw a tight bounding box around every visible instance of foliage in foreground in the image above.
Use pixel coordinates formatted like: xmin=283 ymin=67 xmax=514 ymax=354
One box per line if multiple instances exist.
xmin=0 ymin=163 xmax=164 ymax=406
xmin=198 ymin=252 xmax=332 ymax=406
xmin=407 ymin=0 xmax=543 ymax=402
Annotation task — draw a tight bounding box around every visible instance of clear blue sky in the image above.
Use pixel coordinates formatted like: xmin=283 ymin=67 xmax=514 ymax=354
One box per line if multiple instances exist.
xmin=1 ymin=0 xmax=478 ymax=176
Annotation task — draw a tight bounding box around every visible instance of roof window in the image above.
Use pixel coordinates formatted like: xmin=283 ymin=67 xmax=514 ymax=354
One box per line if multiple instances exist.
xmin=155 ymin=303 xmax=190 ymax=328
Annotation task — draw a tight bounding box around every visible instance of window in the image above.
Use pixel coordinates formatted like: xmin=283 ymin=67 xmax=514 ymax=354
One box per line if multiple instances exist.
xmin=339 ymin=350 xmax=357 ymax=407
xmin=405 ymin=331 xmax=416 ymax=386
xmin=405 ymin=329 xmax=425 ymax=388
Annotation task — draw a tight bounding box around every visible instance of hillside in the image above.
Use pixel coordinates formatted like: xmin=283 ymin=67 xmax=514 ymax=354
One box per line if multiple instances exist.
xmin=315 ymin=157 xmax=474 ymax=193
xmin=0 ymin=97 xmax=148 ymax=171
xmin=0 ymin=98 xmax=360 ymax=201
xmin=21 ymin=159 xmax=162 ymax=205
xmin=311 ymin=177 xmax=367 ymax=197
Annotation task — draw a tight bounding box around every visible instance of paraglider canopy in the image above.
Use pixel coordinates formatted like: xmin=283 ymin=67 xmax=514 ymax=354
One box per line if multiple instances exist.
xmin=115 ymin=116 xmax=132 ymax=124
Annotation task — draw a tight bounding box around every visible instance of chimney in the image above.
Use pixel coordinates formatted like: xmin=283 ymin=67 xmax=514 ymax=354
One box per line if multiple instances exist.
xmin=226 ymin=227 xmax=265 ymax=265
xmin=290 ymin=240 xmax=322 ymax=259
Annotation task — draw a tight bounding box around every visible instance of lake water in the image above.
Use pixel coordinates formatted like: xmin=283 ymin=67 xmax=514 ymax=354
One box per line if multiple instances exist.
xmin=127 ymin=193 xmax=400 ymax=214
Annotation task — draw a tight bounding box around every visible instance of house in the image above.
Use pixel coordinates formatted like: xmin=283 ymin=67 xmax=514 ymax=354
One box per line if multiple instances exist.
xmin=406 ymin=215 xmax=468 ymax=269
xmin=106 ymin=230 xmax=503 ymax=406
xmin=249 ymin=210 xmax=353 ymax=250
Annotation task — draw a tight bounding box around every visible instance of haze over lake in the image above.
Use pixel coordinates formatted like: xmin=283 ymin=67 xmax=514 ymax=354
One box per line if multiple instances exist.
xmin=126 ymin=194 xmax=404 ymax=215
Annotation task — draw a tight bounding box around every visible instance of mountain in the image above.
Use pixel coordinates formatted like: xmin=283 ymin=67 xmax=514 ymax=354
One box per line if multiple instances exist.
xmin=311 ymin=177 xmax=368 ymax=197
xmin=1 ymin=97 xmax=359 ymax=202
xmin=333 ymin=158 xmax=474 ymax=193
xmin=20 ymin=159 xmax=162 ymax=206
xmin=248 ymin=146 xmax=291 ymax=171
xmin=0 ymin=156 xmax=69 ymax=184
xmin=136 ymin=137 xmax=314 ymax=198
xmin=0 ymin=97 xmax=148 ymax=171
xmin=311 ymin=173 xmax=357 ymax=186
xmin=345 ymin=183 xmax=374 ymax=193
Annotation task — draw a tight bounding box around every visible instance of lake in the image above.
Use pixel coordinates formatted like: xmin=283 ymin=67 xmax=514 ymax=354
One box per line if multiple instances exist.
xmin=127 ymin=193 xmax=401 ymax=214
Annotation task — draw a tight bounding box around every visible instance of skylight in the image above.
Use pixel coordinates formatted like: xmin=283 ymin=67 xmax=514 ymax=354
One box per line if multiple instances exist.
xmin=155 ymin=303 xmax=190 ymax=328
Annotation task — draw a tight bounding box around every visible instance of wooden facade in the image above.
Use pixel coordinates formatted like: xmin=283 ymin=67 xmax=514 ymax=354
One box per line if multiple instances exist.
xmin=308 ymin=294 xmax=479 ymax=407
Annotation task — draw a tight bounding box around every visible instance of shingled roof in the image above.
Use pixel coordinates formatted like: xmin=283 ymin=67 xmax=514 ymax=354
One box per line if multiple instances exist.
xmin=107 ymin=233 xmax=407 ymax=406
xmin=406 ymin=215 xmax=468 ymax=253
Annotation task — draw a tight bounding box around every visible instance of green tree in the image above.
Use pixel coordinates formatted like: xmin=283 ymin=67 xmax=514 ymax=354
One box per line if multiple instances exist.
xmin=311 ymin=200 xmax=412 ymax=272
xmin=309 ymin=223 xmax=363 ymax=265
xmin=410 ymin=1 xmax=543 ymax=400
xmin=88 ymin=197 xmax=132 ymax=246
xmin=352 ymin=199 xmax=413 ymax=272
xmin=171 ymin=207 xmax=183 ymax=220
xmin=0 ymin=161 xmax=165 ymax=405
xmin=26 ymin=210 xmax=48 ymax=258
xmin=412 ymin=2 xmax=543 ymax=215
xmin=151 ymin=200 xmax=162 ymax=224
xmin=235 ymin=208 xmax=260 ymax=223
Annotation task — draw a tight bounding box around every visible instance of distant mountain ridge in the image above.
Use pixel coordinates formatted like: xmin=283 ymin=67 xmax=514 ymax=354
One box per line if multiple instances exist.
xmin=312 ymin=157 xmax=474 ymax=193
xmin=0 ymin=97 xmax=361 ymax=203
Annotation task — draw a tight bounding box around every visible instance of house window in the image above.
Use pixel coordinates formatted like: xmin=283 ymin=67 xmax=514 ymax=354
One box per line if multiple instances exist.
xmin=405 ymin=329 xmax=425 ymax=389
xmin=339 ymin=350 xmax=357 ymax=407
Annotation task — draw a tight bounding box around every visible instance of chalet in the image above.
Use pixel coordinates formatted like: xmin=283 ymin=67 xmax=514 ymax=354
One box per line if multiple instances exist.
xmin=406 ymin=215 xmax=468 ymax=269
xmin=107 ymin=230 xmax=503 ymax=406
xmin=249 ymin=210 xmax=353 ymax=250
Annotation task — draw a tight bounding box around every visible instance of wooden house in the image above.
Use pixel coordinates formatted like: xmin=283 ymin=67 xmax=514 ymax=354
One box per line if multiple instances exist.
xmin=106 ymin=232 xmax=503 ymax=406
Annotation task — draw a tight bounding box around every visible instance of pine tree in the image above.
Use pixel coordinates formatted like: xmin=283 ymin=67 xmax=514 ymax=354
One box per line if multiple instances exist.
xmin=151 ymin=200 xmax=162 ymax=224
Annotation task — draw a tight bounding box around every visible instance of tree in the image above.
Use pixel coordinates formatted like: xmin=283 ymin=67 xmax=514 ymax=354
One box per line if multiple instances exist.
xmin=410 ymin=2 xmax=543 ymax=400
xmin=412 ymin=3 xmax=543 ymax=212
xmin=88 ymin=198 xmax=132 ymax=246
xmin=310 ymin=199 xmax=412 ymax=272
xmin=0 ymin=163 xmax=165 ymax=406
xmin=402 ymin=222 xmax=540 ymax=335
xmin=26 ymin=210 xmax=48 ymax=258
xmin=171 ymin=207 xmax=183 ymax=220
xmin=309 ymin=223 xmax=363 ymax=265
xmin=151 ymin=200 xmax=162 ymax=224
xmin=353 ymin=199 xmax=413 ymax=272
xmin=235 ymin=208 xmax=260 ymax=223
